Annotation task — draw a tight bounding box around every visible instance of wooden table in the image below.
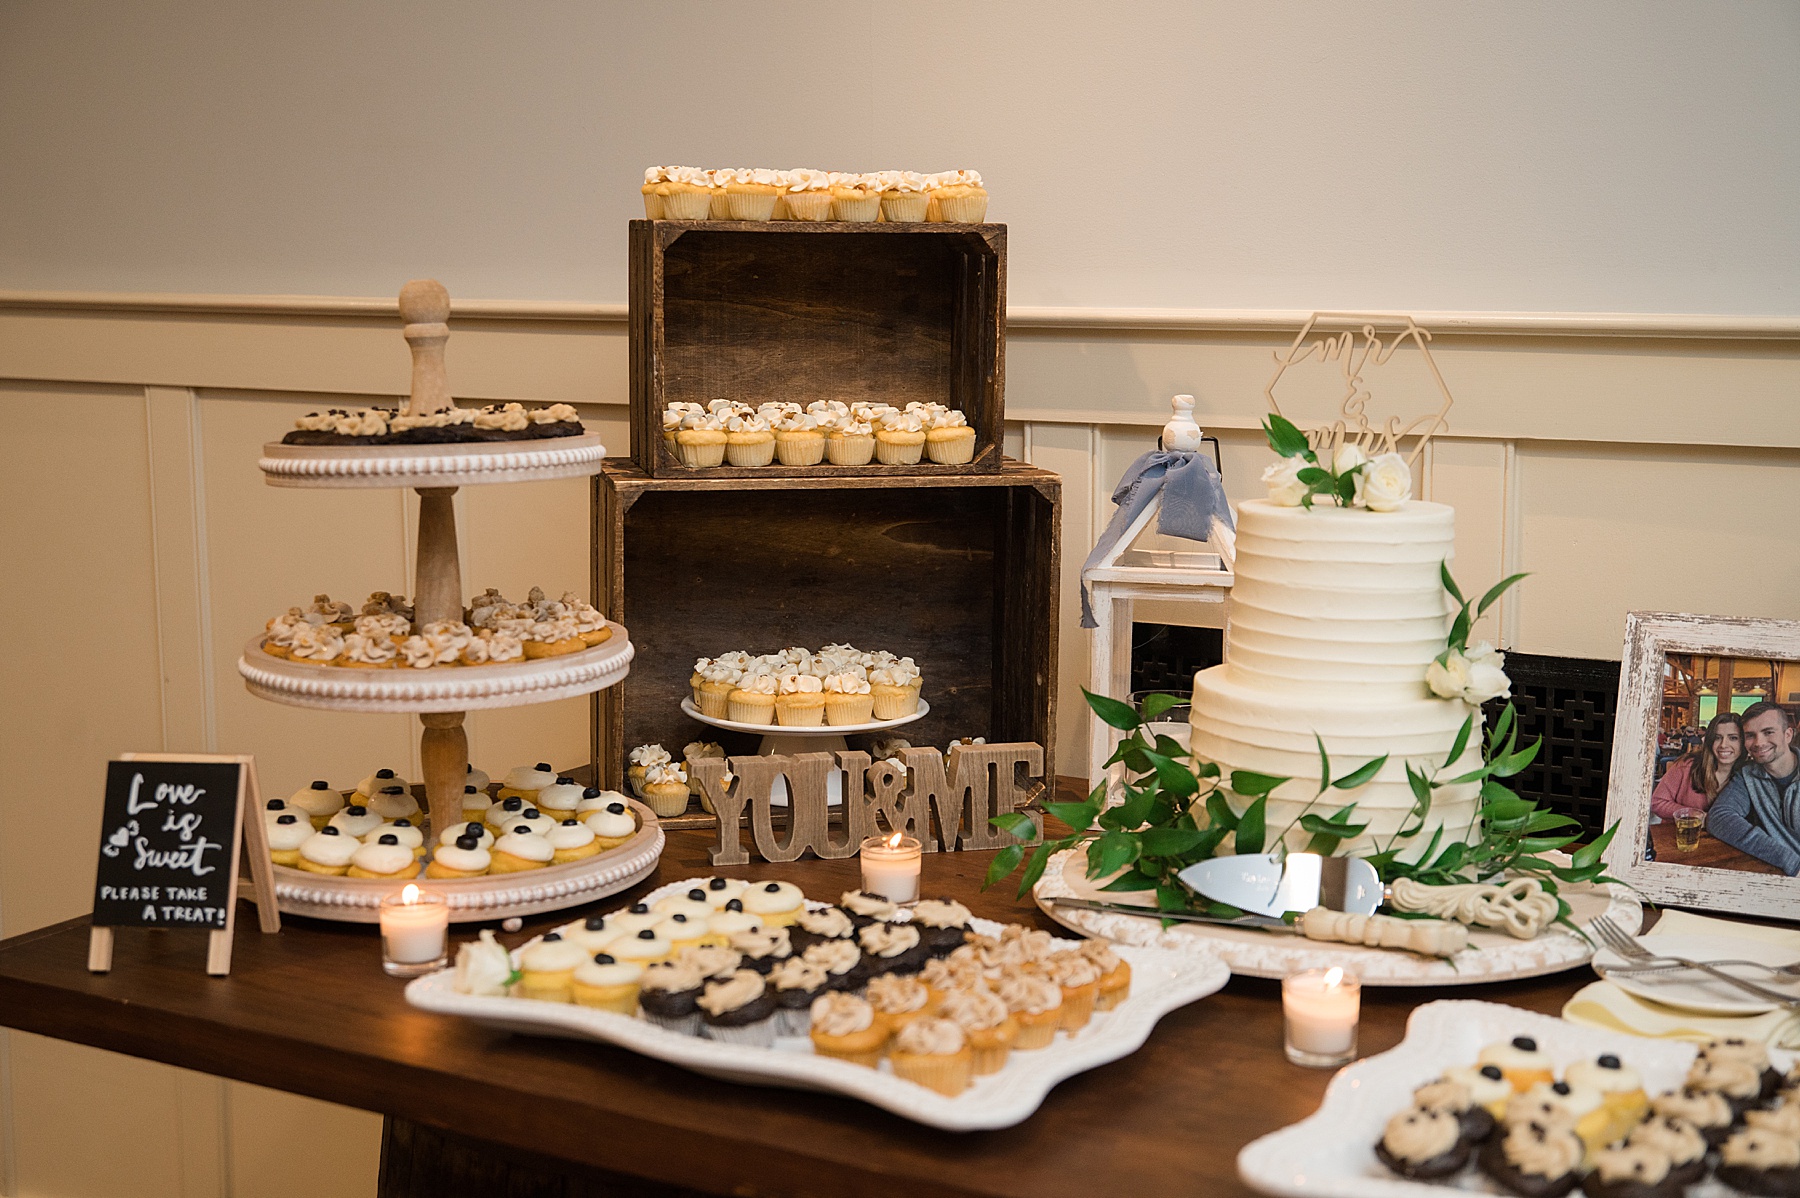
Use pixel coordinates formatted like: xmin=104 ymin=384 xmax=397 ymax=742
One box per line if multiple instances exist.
xmin=0 ymin=825 xmax=1604 ymax=1198
xmin=1649 ymin=817 xmax=1783 ymax=874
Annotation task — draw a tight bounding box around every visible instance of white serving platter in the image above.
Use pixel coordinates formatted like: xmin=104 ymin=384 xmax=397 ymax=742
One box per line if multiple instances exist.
xmin=238 ymin=622 xmax=634 ymax=713
xmin=1236 ymin=1000 xmax=1772 ymax=1197
xmin=1034 ymin=848 xmax=1642 ymax=987
xmin=679 ymin=696 xmax=930 ymax=737
xmin=1594 ymin=929 xmax=1800 ymax=1016
xmin=245 ymin=798 xmax=664 ymax=924
xmin=258 ymin=433 xmax=609 ymax=489
xmin=405 ymin=877 xmax=1231 ymax=1129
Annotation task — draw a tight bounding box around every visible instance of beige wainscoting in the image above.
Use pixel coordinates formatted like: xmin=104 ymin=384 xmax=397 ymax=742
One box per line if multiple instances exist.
xmin=1 ymin=296 xmax=1796 ymax=1197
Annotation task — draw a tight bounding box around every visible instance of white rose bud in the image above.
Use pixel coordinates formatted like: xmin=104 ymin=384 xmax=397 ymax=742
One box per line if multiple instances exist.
xmin=1427 ymin=650 xmax=1473 ymax=701
xmin=1331 ymin=443 xmax=1369 ymax=475
xmin=1261 ymin=456 xmax=1308 ymax=507
xmin=452 ymin=929 xmax=516 ymax=997
xmin=1460 ymin=642 xmax=1512 ymax=704
xmin=1354 ymin=452 xmax=1412 ymax=512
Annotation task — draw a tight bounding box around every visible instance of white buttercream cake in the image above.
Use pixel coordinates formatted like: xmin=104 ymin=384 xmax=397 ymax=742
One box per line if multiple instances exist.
xmin=1189 ymin=497 xmax=1482 ymax=859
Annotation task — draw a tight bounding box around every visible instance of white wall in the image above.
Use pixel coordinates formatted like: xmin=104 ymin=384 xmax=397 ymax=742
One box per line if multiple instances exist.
xmin=2 ymin=0 xmax=1797 ymax=313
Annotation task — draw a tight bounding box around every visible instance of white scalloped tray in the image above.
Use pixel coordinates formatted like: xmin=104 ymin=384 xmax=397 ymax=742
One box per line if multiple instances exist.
xmin=258 ymin=433 xmax=608 ymax=490
xmin=405 ymin=877 xmax=1231 ymax=1129
xmin=1237 ymin=1001 xmax=1758 ymax=1197
xmin=1034 ymin=849 xmax=1642 ymax=986
xmin=237 ymin=623 xmax=633 ymax=713
xmin=679 ymin=696 xmax=930 ymax=736
xmin=246 ymin=798 xmax=664 ymax=923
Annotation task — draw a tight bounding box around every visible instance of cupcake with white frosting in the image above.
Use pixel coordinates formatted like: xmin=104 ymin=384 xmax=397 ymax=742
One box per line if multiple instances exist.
xmin=517 ymin=933 xmax=587 ymax=1003
xmin=265 ymin=813 xmax=312 ymax=867
xmin=489 ymin=829 xmax=553 ymax=874
xmin=295 ymin=827 xmax=358 ymax=876
xmin=640 ymin=763 xmax=691 ymax=819
xmin=328 ymin=804 xmax=384 ymax=840
xmin=347 ymin=834 xmax=421 ymax=880
xmin=367 ymin=785 xmax=419 ymax=823
xmin=547 ymin=819 xmax=601 ymax=864
xmin=826 ymin=414 xmax=876 ymax=466
xmin=583 ymin=799 xmax=638 ymax=849
xmin=772 ymin=409 xmax=826 ymax=466
xmin=888 ymin=1017 xmax=972 ymax=1095
xmin=368 ymin=819 xmax=425 ymax=859
xmin=723 ymin=167 xmax=782 ymax=221
xmin=780 ymin=168 xmax=834 ymax=222
xmin=570 ymin=953 xmax=642 ymax=1014
xmin=439 ymin=821 xmax=494 ymax=851
xmin=424 ymin=833 xmax=491 ymax=879
xmin=288 ymin=780 xmax=344 ymax=829
xmin=499 ymin=763 xmax=558 ymax=803
xmin=723 ymin=411 xmax=775 ymax=468
xmin=829 ymin=172 xmax=880 ymax=222
xmin=876 ymin=171 xmax=930 ymax=223
xmin=925 ymin=169 xmax=987 ymax=223
xmin=775 ymin=672 xmax=826 ymax=727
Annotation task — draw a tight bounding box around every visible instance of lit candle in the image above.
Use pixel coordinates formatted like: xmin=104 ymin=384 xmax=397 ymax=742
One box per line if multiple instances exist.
xmin=858 ymin=832 xmax=922 ymax=903
xmin=1281 ymin=966 xmax=1360 ymax=1067
xmin=378 ymin=884 xmax=449 ymax=977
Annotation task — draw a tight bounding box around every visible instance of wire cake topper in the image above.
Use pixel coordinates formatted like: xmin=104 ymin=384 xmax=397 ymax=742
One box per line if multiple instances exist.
xmin=1263 ymin=313 xmax=1454 ymax=469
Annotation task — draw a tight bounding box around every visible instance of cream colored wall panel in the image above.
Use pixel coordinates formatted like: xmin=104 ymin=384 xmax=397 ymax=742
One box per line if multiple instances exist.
xmin=1020 ymin=421 xmax=1097 ymax=779
xmin=1513 ymin=443 xmax=1800 ymax=658
xmin=145 ymin=386 xmax=215 ymax=754
xmin=1428 ymin=439 xmax=1511 ymax=646
xmin=0 ymin=382 xmax=164 ymax=937
xmin=226 ymin=1083 xmax=380 ymax=1198
xmin=198 ymin=391 xmax=416 ymax=798
xmin=8 ymin=1034 xmax=186 ymax=1198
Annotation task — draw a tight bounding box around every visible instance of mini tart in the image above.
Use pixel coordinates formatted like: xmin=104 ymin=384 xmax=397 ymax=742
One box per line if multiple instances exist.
xmin=612 ymin=928 xmax=673 ymax=967
xmin=1479 ymin=1036 xmax=1557 ymax=1093
xmin=995 ymin=971 xmax=1063 ymax=1049
xmin=583 ymin=802 xmax=638 ymax=849
xmin=809 ymin=993 xmax=890 ymax=1067
xmin=935 ymin=988 xmax=1018 ymax=1074
xmin=697 ymin=969 xmax=779 ymax=1047
xmin=288 ymin=780 xmax=344 ymax=828
xmin=346 ymin=839 xmax=420 ymax=880
xmin=546 ymin=820 xmax=601 ymax=864
xmin=1479 ymin=1120 xmax=1583 ymax=1198
xmin=523 ymin=633 xmax=585 ymax=659
xmin=570 ymin=955 xmax=643 ymax=1015
xmin=742 ymin=881 xmax=805 ymax=927
xmin=295 ymin=828 xmax=358 ymax=875
xmin=497 ymin=762 xmax=557 ymax=802
xmin=1717 ymin=1126 xmax=1800 ymax=1198
xmin=424 ymin=842 xmax=491 ymax=878
xmin=887 ymin=1018 xmax=974 ymax=1096
xmin=1375 ymin=1106 xmax=1470 ymax=1182
xmin=264 ymin=814 xmax=312 ymax=867
xmin=638 ymin=960 xmax=707 ymax=1034
xmin=489 ymin=831 xmax=554 ymax=873
xmin=459 ymin=785 xmax=493 ymax=824
xmin=517 ymin=935 xmax=588 ymax=1002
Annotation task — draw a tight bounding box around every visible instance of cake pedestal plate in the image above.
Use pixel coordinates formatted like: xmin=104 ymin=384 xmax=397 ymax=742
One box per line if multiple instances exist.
xmin=678 ymin=697 xmax=930 ymax=806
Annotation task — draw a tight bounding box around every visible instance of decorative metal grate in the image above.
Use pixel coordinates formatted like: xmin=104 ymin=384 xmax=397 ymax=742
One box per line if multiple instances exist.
xmin=1482 ymin=653 xmax=1621 ymax=841
xmin=1129 ymin=623 xmax=1224 ymax=698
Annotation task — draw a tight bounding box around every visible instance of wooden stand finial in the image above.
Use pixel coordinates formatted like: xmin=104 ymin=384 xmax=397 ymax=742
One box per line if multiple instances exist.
xmin=398 ymin=279 xmax=453 ymax=416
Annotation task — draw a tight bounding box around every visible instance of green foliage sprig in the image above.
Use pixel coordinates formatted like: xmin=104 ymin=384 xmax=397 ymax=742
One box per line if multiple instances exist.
xmin=1262 ymin=412 xmax=1368 ymax=509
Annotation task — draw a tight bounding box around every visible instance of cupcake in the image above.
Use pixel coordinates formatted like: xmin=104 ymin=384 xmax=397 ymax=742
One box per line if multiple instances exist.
xmin=655 ymin=166 xmax=714 ymax=221
xmin=583 ymin=801 xmax=638 ymax=850
xmin=936 ymin=987 xmax=1017 ymax=1074
xmin=1699 ymin=1036 xmax=1783 ymax=1099
xmin=839 ymin=889 xmax=900 ymax=927
xmin=570 ymin=953 xmax=643 ymax=1014
xmin=772 ymin=410 xmax=826 ymax=466
xmin=1565 ymin=1054 xmax=1649 ymax=1145
xmin=723 ymin=167 xmax=782 ymax=221
xmin=826 ymin=416 xmax=876 ymax=466
xmin=724 ymin=412 xmax=776 ymax=467
xmin=802 ymin=938 xmax=867 ymax=992
xmin=995 ymin=971 xmax=1063 ymax=1049
xmin=676 ymin=416 xmax=728 ymax=468
xmin=500 ymin=808 xmax=554 ymax=837
xmin=438 ymin=821 xmax=493 ymax=851
xmin=346 ymin=835 xmax=420 ymax=880
xmin=780 ymin=168 xmax=833 ymax=221
xmin=925 ymin=409 xmax=976 ymax=465
xmin=698 ymin=969 xmax=779 ymax=1047
xmin=1480 ymin=1120 xmax=1583 ymax=1198
xmin=675 ymin=943 xmax=742 ymax=980
xmin=641 ymin=167 xmax=669 ymax=219
xmin=764 ymin=958 xmax=831 ymax=1036
xmin=1042 ymin=952 xmax=1103 ymax=1031
xmin=921 ymin=956 xmax=986 ymax=1005
xmin=829 ymin=173 xmax=880 ymax=222
xmin=1579 ymin=1143 xmax=1683 ymax=1198
xmin=1080 ymin=940 xmax=1132 ymax=1010
xmin=911 ymin=898 xmax=975 ymax=957
xmin=821 ymin=673 xmax=874 ymax=725
xmin=546 ymin=819 xmax=601 ymax=864
xmin=925 ymin=170 xmax=988 ymax=223
xmin=695 ymin=664 xmax=739 ymax=718
xmin=1375 ymin=1106 xmax=1470 ymax=1181
xmin=459 ymin=784 xmax=492 ymax=824
xmin=888 ymin=1017 xmax=973 ymax=1096
xmin=640 ymin=763 xmax=691 ymax=818
xmin=368 ymin=785 xmax=419 ymax=823
xmin=775 ymin=673 xmax=826 ymax=727
xmin=498 ymin=763 xmax=558 ymax=803
xmin=265 ymin=813 xmax=311 ymax=866
xmin=1716 ymin=1127 xmax=1800 ymax=1198
xmin=874 ymin=409 xmax=927 ymax=465
xmin=1688 ymin=1054 xmax=1767 ymax=1115
xmin=371 ymin=817 xmax=424 ymax=858
xmin=517 ymin=933 xmax=588 ymax=1002
xmin=702 ymin=876 xmax=750 ymax=909
xmin=728 ymin=674 xmax=779 ymax=725
xmin=876 ymin=171 xmax=930 ymax=223
xmin=1444 ymin=1064 xmax=1514 ymax=1121
xmin=424 ymin=835 xmax=491 ymax=878
xmin=353 ymin=768 xmax=406 ymax=805
xmin=1625 ymin=1115 xmax=1709 ymax=1186
xmin=288 ymin=780 xmax=344 ymax=829
xmin=628 ymin=744 xmax=671 ymax=796
xmin=535 ymin=778 xmax=585 ymax=823
xmin=608 ymin=902 xmax=665 ymax=936
xmin=682 ymin=742 xmax=726 ymax=800
xmin=613 ymin=927 xmax=674 ymax=968
xmin=1747 ymin=1101 xmax=1800 ymax=1140
xmin=486 ymin=795 xmax=537 ymax=833
xmin=1479 ymin=1037 xmax=1557 ymax=1093
xmin=730 ymin=927 xmax=794 ymax=976
xmin=867 ymin=974 xmax=935 ymax=1035
xmin=743 ymin=881 xmax=806 ymax=927
xmin=859 ymin=922 xmax=927 ymax=977
xmin=656 ymin=913 xmax=709 ymax=954
xmin=1412 ymin=1076 xmax=1497 ymax=1148
xmin=868 ymin=660 xmax=923 ymax=720
xmin=789 ymin=906 xmax=857 ymax=955
xmin=577 ymin=787 xmax=630 ymax=818
xmin=809 ymin=993 xmax=889 ymax=1067
xmin=489 ymin=830 xmax=553 ymax=873
xmin=638 ymin=960 xmax=706 ymax=1033
xmin=707 ymin=901 xmax=764 ymax=940
xmin=655 ymin=889 xmax=716 ymax=922
xmin=328 ymin=805 xmax=384 ymax=840
xmin=564 ymin=915 xmax=626 ymax=955
xmin=1650 ymin=1088 xmax=1736 ymax=1147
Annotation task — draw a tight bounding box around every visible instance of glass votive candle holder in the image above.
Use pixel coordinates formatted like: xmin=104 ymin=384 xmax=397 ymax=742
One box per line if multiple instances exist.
xmin=1282 ymin=966 xmax=1360 ymax=1068
xmin=379 ymin=884 xmax=449 ymax=978
xmin=858 ymin=833 xmax=922 ymax=903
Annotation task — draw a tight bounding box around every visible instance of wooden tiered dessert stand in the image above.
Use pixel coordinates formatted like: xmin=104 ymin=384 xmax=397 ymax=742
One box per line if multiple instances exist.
xmin=238 ymin=280 xmax=657 ymax=922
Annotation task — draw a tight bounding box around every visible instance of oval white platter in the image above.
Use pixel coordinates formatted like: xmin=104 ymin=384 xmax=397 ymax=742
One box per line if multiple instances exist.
xmin=405 ymin=876 xmax=1231 ymax=1130
xmin=246 ymin=798 xmax=664 ymax=924
xmin=1236 ymin=999 xmax=1769 ymax=1197
xmin=1034 ymin=848 xmax=1643 ymax=986
xmin=679 ymin=696 xmax=930 ymax=736
xmin=258 ymin=433 xmax=609 ymax=490
xmin=237 ymin=623 xmax=634 ymax=713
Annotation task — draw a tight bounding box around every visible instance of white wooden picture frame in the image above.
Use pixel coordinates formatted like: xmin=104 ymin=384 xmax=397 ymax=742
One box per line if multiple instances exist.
xmin=1603 ymin=610 xmax=1800 ymax=920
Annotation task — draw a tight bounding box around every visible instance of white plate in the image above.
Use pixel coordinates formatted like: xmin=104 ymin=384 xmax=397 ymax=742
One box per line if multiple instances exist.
xmin=405 ymin=877 xmax=1230 ymax=1130
xmin=1237 ymin=1000 xmax=1746 ymax=1197
xmin=679 ymin=696 xmax=930 ymax=736
xmin=258 ymin=433 xmax=609 ymax=490
xmin=1034 ymin=849 xmax=1643 ymax=986
xmin=1594 ymin=931 xmax=1800 ymax=1016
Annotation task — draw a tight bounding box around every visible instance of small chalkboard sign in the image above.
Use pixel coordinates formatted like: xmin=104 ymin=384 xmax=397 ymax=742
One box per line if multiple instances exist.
xmin=89 ymin=753 xmax=279 ymax=976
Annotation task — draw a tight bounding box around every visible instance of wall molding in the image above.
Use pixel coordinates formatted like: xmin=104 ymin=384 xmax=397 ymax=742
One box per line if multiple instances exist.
xmin=4 ymin=290 xmax=1800 ymax=340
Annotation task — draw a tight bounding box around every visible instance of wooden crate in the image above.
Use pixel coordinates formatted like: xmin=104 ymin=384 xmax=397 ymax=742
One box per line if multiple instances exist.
xmin=629 ymin=220 xmax=1006 ymax=478
xmin=591 ymin=458 xmax=1060 ymax=789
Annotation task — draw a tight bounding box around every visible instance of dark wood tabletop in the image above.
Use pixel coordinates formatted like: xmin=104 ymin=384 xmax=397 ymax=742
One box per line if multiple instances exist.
xmin=0 ymin=820 xmax=1605 ymax=1198
xmin=1649 ymin=817 xmax=1781 ymax=874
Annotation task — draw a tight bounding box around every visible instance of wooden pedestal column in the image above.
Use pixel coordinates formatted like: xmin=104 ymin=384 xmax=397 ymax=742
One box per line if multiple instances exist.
xmin=414 ymin=485 xmax=469 ymax=838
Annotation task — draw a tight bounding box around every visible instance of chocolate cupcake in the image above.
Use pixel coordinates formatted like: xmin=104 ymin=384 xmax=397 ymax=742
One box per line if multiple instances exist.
xmin=1413 ymin=1075 xmax=1498 ymax=1146
xmin=1480 ymin=1121 xmax=1583 ymax=1198
xmin=697 ymin=969 xmax=778 ymax=1047
xmin=802 ymin=938 xmax=867 ymax=991
xmin=728 ymin=927 xmax=793 ymax=976
xmin=838 ymin=889 xmax=898 ymax=929
xmin=637 ymin=960 xmax=706 ymax=1035
xmin=858 ymin=922 xmax=927 ymax=977
xmin=788 ymin=906 xmax=857 ymax=956
xmin=1580 ymin=1143 xmax=1684 ymax=1198
xmin=1700 ymin=1036 xmax=1784 ymax=1102
xmin=910 ymin=898 xmax=974 ymax=957
xmin=1626 ymin=1114 xmax=1709 ymax=1186
xmin=1651 ymin=1087 xmax=1737 ymax=1147
xmin=1688 ymin=1054 xmax=1768 ymax=1116
xmin=1717 ymin=1126 xmax=1800 ymax=1197
xmin=1374 ymin=1106 xmax=1470 ymax=1181
xmin=766 ymin=957 xmax=831 ymax=1036
xmin=672 ymin=944 xmax=741 ymax=981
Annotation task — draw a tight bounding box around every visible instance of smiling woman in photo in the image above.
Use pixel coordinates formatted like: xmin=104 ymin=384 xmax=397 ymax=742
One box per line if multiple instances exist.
xmin=1651 ymin=711 xmax=1745 ymax=821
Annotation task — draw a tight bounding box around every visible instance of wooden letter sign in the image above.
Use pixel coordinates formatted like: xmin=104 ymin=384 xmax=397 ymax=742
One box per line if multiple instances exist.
xmin=88 ymin=753 xmax=279 ymax=976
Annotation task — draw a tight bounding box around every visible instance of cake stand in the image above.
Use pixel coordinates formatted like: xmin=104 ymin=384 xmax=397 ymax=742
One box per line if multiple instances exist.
xmin=235 ymin=280 xmax=644 ymax=916
xmin=679 ymin=697 xmax=929 ymax=805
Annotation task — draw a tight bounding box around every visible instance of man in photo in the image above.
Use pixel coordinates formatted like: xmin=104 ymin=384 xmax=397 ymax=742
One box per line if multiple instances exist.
xmin=1705 ymin=701 xmax=1800 ymax=874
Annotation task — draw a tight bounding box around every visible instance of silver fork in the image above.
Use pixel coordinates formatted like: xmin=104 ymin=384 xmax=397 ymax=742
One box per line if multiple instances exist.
xmin=1590 ymin=917 xmax=1800 ymax=1007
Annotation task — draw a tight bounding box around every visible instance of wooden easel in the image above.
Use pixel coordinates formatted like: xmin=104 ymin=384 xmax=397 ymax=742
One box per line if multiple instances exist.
xmin=88 ymin=753 xmax=281 ymax=977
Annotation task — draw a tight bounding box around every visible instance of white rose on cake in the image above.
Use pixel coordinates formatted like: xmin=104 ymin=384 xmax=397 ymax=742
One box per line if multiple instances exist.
xmin=1426 ymin=650 xmax=1471 ymax=701
xmin=1354 ymin=451 xmax=1411 ymax=512
xmin=1331 ymin=442 xmax=1368 ymax=475
xmin=1427 ymin=642 xmax=1511 ymax=706
xmin=452 ymin=929 xmax=517 ymax=996
xmin=1261 ymin=456 xmax=1308 ymax=506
